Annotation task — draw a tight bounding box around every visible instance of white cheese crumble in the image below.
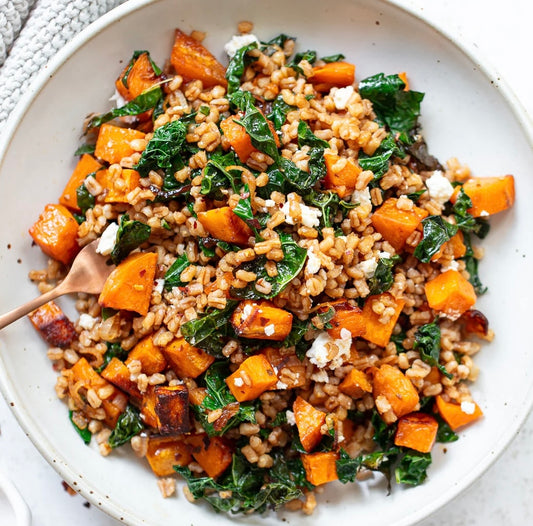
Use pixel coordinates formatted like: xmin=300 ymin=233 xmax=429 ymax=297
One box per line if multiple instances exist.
xmin=242 ymin=303 xmax=253 ymax=320
xmin=333 ymin=85 xmax=354 ymax=110
xmin=264 ymin=324 xmax=275 ymax=336
xmin=96 ymin=222 xmax=119 ymax=256
xmin=78 ymin=313 xmax=97 ymax=330
xmin=306 ymin=247 xmax=321 ymax=275
xmin=264 ymin=199 xmax=276 ymax=208
xmin=442 ymin=260 xmax=459 ymax=272
xmin=281 ymin=193 xmax=322 ymax=228
xmin=311 ymin=369 xmax=329 ymax=383
xmin=224 ymin=34 xmax=260 ymax=58
xmin=352 ymin=187 xmax=372 ymax=206
xmin=340 ymin=328 xmax=352 ymax=340
xmin=426 ymin=170 xmax=454 ymax=203
xmin=286 ymin=410 xmax=296 ymax=426
xmin=276 ymin=380 xmax=288 ymax=390
xmin=461 ymin=401 xmax=476 ymax=415
xmin=379 ymin=251 xmax=391 ymax=259
xmin=479 ymin=210 xmax=490 ymax=217
xmin=233 ymin=377 xmax=244 ymax=387
xmin=154 ymin=278 xmax=165 ymax=295
xmin=109 ymin=89 xmax=127 ymax=108
xmin=306 ymin=330 xmax=352 ymax=370
xmin=359 ymin=257 xmax=378 ymax=278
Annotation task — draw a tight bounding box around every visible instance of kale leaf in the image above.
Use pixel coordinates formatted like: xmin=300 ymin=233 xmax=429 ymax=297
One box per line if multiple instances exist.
xmin=76 ymin=183 xmax=95 ymax=215
xmin=359 ymin=73 xmax=424 ymax=143
xmin=110 ymin=214 xmax=151 ymax=264
xmin=461 ymin=232 xmax=487 ymax=294
xmin=226 ymin=42 xmax=259 ymax=94
xmin=395 ymin=452 xmax=432 ymax=486
xmin=358 ymin=134 xmax=404 ymax=180
xmin=267 ymin=95 xmax=296 ymax=130
xmin=180 ymin=301 xmax=239 ymax=357
xmin=413 ymin=319 xmax=452 ymax=379
xmin=413 ymin=216 xmax=458 ymax=263
xmin=69 ymin=410 xmax=91 ymax=445
xmin=452 ymin=187 xmax=491 ymax=238
xmin=368 ymin=255 xmax=401 ymax=296
xmin=96 ymin=341 xmax=128 ymax=373
xmin=282 ymin=318 xmax=312 ymax=360
xmin=74 ymin=143 xmax=96 ymax=156
xmin=87 ymin=86 xmax=163 ymax=129
xmin=108 ymin=405 xmax=144 ymax=448
xmin=163 ymin=253 xmax=191 ymax=290
xmin=321 ymin=53 xmax=345 ymax=63
xmin=201 ymin=151 xmax=242 ymax=199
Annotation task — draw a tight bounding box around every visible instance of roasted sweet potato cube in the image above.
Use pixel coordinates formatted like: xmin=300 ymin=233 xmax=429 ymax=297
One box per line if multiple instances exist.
xmin=197 ymin=206 xmax=253 ymax=246
xmin=431 ymin=231 xmax=467 ymax=262
xmin=226 ymin=354 xmax=278 ymax=402
xmin=101 ymin=357 xmax=142 ymax=399
xmin=293 ymin=396 xmax=326 ymax=452
xmin=29 ymin=203 xmax=80 ymax=265
xmin=125 ymin=336 xmax=167 ymax=375
xmin=301 ymin=451 xmax=338 ymax=485
xmin=94 ymin=123 xmax=146 ymax=165
xmin=360 ymin=293 xmax=405 ymax=347
xmin=435 ymin=395 xmax=483 ymax=431
xmin=261 ymin=347 xmax=306 ymax=389
xmin=116 ymin=52 xmax=162 ymax=101
xmin=424 ymin=269 xmax=476 ymax=319
xmin=339 ymin=369 xmax=372 ymax=398
xmin=187 ymin=434 xmax=233 ymax=479
xmin=146 ymin=436 xmax=192 ymax=477
xmin=308 ymin=62 xmax=355 ymax=92
xmin=373 ymin=364 xmax=419 ymax=418
xmin=394 ymin=412 xmax=439 ymax=453
xmin=371 ymin=198 xmax=428 ymax=251
xmin=154 ymin=385 xmax=190 ymax=436
xmin=98 ymin=251 xmax=157 ymax=316
xmin=450 ymin=175 xmax=515 ymax=217
xmin=220 ymin=115 xmax=256 ymax=163
xmin=170 ymin=29 xmax=227 ymax=88
xmin=140 ymin=386 xmax=159 ymax=429
xmin=231 ymin=300 xmax=293 ymax=341
xmin=163 ymin=338 xmax=215 ymax=379
xmin=96 ymin=168 xmax=141 ymax=203
xmin=323 ymin=153 xmax=361 ymax=198
xmin=322 ymin=300 xmax=366 ymax=340
xmin=59 ymin=154 xmax=103 ymax=211
xmin=28 ymin=301 xmax=77 ymax=348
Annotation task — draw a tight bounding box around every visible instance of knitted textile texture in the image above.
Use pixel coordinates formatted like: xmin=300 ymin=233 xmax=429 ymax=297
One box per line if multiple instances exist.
xmin=0 ymin=0 xmax=126 ymax=127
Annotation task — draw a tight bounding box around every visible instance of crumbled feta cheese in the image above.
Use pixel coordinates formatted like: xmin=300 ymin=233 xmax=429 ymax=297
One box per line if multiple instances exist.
xmin=306 ymin=333 xmax=331 ymax=368
xmin=96 ymin=222 xmax=119 ymax=256
xmin=311 ymin=369 xmax=329 ymax=383
xmin=264 ymin=324 xmax=275 ymax=336
xmin=154 ymin=279 xmax=165 ymax=294
xmin=264 ymin=199 xmax=276 ymax=208
xmin=426 ymin=171 xmax=454 ymax=203
xmin=306 ymin=247 xmax=321 ymax=274
xmin=359 ymin=257 xmax=378 ymax=278
xmin=479 ymin=210 xmax=490 ymax=217
xmin=233 ymin=377 xmax=244 ymax=387
xmin=333 ymin=85 xmax=354 ymax=110
xmin=281 ymin=193 xmax=321 ymax=228
xmin=461 ymin=401 xmax=476 ymax=415
xmin=276 ymin=380 xmax=288 ymax=390
xmin=306 ymin=331 xmax=352 ymax=370
xmin=286 ymin=410 xmax=296 ymax=426
xmin=242 ymin=303 xmax=253 ymax=320
xmin=340 ymin=328 xmax=352 ymax=340
xmin=79 ymin=313 xmax=97 ymax=330
xmin=352 ymin=187 xmax=371 ymax=206
xmin=442 ymin=260 xmax=459 ymax=272
xmin=109 ymin=89 xmax=127 ymax=108
xmin=224 ymin=34 xmax=260 ymax=58
xmin=379 ymin=251 xmax=391 ymax=259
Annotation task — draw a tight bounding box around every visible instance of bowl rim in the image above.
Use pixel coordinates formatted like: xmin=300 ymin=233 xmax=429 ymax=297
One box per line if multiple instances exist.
xmin=0 ymin=0 xmax=532 ymax=524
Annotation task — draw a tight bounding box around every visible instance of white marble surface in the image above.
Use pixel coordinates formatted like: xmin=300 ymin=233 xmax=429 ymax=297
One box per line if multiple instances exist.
xmin=0 ymin=0 xmax=532 ymax=524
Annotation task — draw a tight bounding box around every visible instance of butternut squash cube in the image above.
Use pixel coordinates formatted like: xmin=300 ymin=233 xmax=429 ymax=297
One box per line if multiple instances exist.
xmin=394 ymin=412 xmax=438 ymax=453
xmin=323 ymin=153 xmax=361 ymax=198
xmin=373 ymin=364 xmax=419 ymax=418
xmin=360 ymin=293 xmax=405 ymax=347
xmin=339 ymin=369 xmax=372 ymax=399
xmin=154 ymin=385 xmax=190 ymax=436
xmin=163 ymin=338 xmax=215 ymax=379
xmin=126 ymin=336 xmax=167 ymax=375
xmin=115 ymin=52 xmax=161 ymax=101
xmin=293 ymin=396 xmax=326 ymax=453
xmin=301 ymin=451 xmax=338 ymax=485
xmin=94 ymin=123 xmax=146 ymax=165
xmin=146 ymin=436 xmax=192 ymax=477
xmin=28 ymin=301 xmax=77 ymax=348
xmin=226 ymin=354 xmax=278 ymax=402
xmin=261 ymin=347 xmax=307 ymax=389
xmin=231 ymin=300 xmax=293 ymax=341
xmin=323 ymin=300 xmax=366 ymax=340
xmin=424 ymin=269 xmax=476 ymax=319
xmin=197 ymin=206 xmax=253 ymax=246
xmin=59 ymin=154 xmax=103 ymax=211
xmin=101 ymin=357 xmax=142 ymax=399
xmin=435 ymin=395 xmax=483 ymax=431
xmin=187 ymin=434 xmax=233 ymax=479
xmin=96 ymin=168 xmax=141 ymax=203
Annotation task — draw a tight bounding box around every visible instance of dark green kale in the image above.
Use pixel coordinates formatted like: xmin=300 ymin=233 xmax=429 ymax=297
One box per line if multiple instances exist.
xmin=96 ymin=341 xmax=128 ymax=373
xmin=233 ymin=184 xmax=262 ymax=233
xmin=76 ymin=183 xmax=95 ymax=215
xmin=287 ymin=50 xmax=317 ymax=75
xmin=261 ymin=34 xmax=294 ymax=56
xmin=452 ymin=187 xmax=490 ymax=238
xmin=108 ymin=405 xmax=144 ymax=448
xmin=267 ymin=94 xmax=296 ymax=130
xmin=413 ymin=216 xmax=458 ymax=263
xmin=395 ymin=452 xmax=432 ymax=486
xmin=282 ymin=318 xmax=312 ymax=360
xmin=201 ymin=151 xmax=242 ymax=199
xmin=74 ymin=143 xmax=96 ymax=156
xmin=321 ymin=53 xmax=345 ymax=63
xmin=302 ymin=190 xmax=356 ymax=229
xmin=180 ymin=301 xmax=239 ymax=357
xmin=110 ymin=214 xmax=151 ymax=264
xmin=69 ymin=410 xmax=91 ymax=445
xmin=358 ymin=134 xmax=404 ymax=180
xmin=163 ymin=253 xmax=191 ymax=290
xmin=297 ymin=120 xmax=328 ymax=185
xmin=226 ymin=42 xmax=259 ymax=94
xmin=413 ymin=319 xmax=452 ymax=379
xmin=367 ymin=255 xmax=401 ymax=296
xmin=461 ymin=232 xmax=487 ymax=294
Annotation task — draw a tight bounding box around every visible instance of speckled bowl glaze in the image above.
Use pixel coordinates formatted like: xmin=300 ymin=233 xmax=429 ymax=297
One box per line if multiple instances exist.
xmin=0 ymin=0 xmax=532 ymax=525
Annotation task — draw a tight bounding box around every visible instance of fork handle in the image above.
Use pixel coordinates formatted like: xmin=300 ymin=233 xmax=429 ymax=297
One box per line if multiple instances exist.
xmin=0 ymin=283 xmax=66 ymax=331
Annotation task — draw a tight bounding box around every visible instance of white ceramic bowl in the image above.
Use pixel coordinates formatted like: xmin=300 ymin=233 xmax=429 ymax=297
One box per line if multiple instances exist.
xmin=0 ymin=1 xmax=532 ymax=525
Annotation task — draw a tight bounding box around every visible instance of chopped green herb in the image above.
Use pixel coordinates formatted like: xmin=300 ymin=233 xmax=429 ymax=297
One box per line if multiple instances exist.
xmin=413 ymin=216 xmax=458 ymax=263
xmin=367 ymin=255 xmax=401 ymax=296
xmin=164 ymin=253 xmax=191 ymax=290
xmin=413 ymin=319 xmax=452 ymax=379
xmin=110 ymin=214 xmax=151 ymax=265
xmin=108 ymin=405 xmax=144 ymax=448
xmin=74 ymin=143 xmax=96 ymax=156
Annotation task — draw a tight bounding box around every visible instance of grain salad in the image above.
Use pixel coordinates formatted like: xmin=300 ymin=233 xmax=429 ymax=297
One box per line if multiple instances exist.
xmin=26 ymin=23 xmax=515 ymax=515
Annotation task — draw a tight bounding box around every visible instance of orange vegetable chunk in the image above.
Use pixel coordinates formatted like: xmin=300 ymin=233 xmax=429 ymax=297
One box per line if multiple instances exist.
xmin=125 ymin=335 xmax=167 ymax=375
xmin=308 ymin=62 xmax=355 ymax=91
xmin=94 ymin=123 xmax=146 ymax=165
xmin=431 ymin=230 xmax=467 ymax=262
xmin=371 ymin=198 xmax=428 ymax=251
xmin=450 ymin=176 xmax=515 ymax=217
xmin=97 ymin=168 xmax=141 ymax=203
xmin=301 ymin=451 xmax=338 ymax=485
xmin=398 ymin=71 xmax=410 ymax=91
xmin=339 ymin=368 xmax=372 ymax=399
xmin=197 ymin=206 xmax=253 ymax=246
xmin=140 ymin=387 xmax=158 ymax=428
xmin=261 ymin=347 xmax=307 ymax=389
xmin=101 ymin=357 xmax=142 ymax=399
xmin=293 ymin=396 xmax=327 ymax=453
xmin=28 ymin=301 xmax=77 ymax=348
xmin=220 ymin=115 xmax=256 ymax=162
xmin=163 ymin=337 xmax=215 ymax=379
xmin=154 ymin=384 xmax=190 ymax=435
xmin=373 ymin=364 xmax=420 ymax=418
xmin=394 ymin=412 xmax=438 ymax=453
xmin=435 ymin=395 xmax=483 ymax=431
xmin=98 ymin=251 xmax=157 ymax=316
xmin=424 ymin=269 xmax=476 ymax=319
xmin=115 ymin=52 xmax=161 ymax=101
xmin=231 ymin=300 xmax=293 ymax=341
xmin=170 ymin=29 xmax=227 ymax=88
xmin=226 ymin=354 xmax=277 ymax=402
xmin=323 ymin=153 xmax=361 ymax=198
xmin=146 ymin=436 xmax=192 ymax=477
xmin=59 ymin=154 xmax=103 ymax=211
xmin=187 ymin=434 xmax=233 ymax=478
xmin=361 ymin=293 xmax=405 ymax=347
xmin=323 ymin=300 xmax=366 ymax=340
xmin=29 ymin=203 xmax=80 ymax=265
